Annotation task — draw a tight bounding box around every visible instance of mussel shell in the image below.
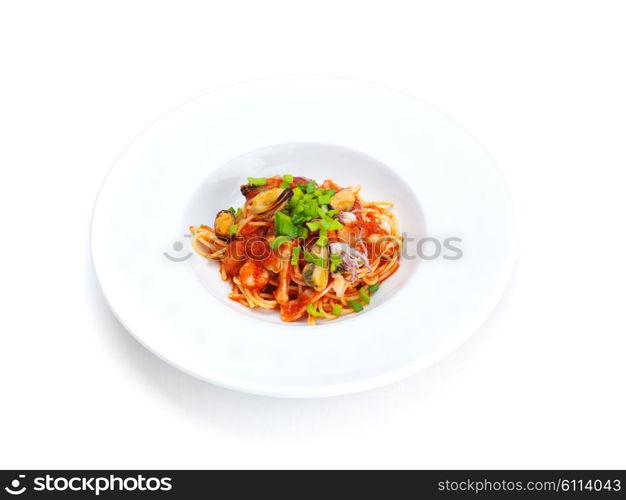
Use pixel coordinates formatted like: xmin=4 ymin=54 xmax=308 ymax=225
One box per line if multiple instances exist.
xmin=240 ymin=184 xmax=264 ymax=200
xmin=302 ymin=262 xmax=329 ymax=291
xmin=301 ymin=240 xmax=329 ymax=290
xmin=251 ymin=187 xmax=293 ymax=216
xmin=214 ymin=209 xmax=236 ymax=239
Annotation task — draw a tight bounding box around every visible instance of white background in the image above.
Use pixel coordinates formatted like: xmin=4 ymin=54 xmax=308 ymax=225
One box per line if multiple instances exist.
xmin=1 ymin=0 xmax=625 ymax=469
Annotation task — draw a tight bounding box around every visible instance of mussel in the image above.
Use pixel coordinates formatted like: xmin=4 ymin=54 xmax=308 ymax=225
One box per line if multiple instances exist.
xmin=302 ymin=243 xmax=329 ymax=290
xmin=330 ymin=187 xmax=359 ymax=212
xmin=240 ymin=184 xmax=264 ymax=200
xmin=240 ymin=176 xmax=280 ymax=200
xmin=250 ymin=187 xmax=293 ymax=216
xmin=302 ymin=263 xmax=329 ymax=291
xmin=214 ymin=210 xmax=236 ymax=239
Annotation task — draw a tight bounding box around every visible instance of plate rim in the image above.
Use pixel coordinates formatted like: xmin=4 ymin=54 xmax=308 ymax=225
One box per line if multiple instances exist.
xmin=90 ymin=75 xmax=517 ymax=398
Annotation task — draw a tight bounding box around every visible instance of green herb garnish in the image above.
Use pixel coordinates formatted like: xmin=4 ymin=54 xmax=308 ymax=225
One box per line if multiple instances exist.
xmin=291 ymin=246 xmax=301 ymax=266
xmin=274 ymin=212 xmax=298 ymax=238
xmin=317 ymin=193 xmax=331 ymax=205
xmin=348 ymin=300 xmax=364 ymax=312
xmin=307 ymin=303 xmax=324 ymax=317
xmin=306 ymin=220 xmax=321 ymax=231
xmin=304 ymin=198 xmax=319 ymax=218
xmin=304 ymin=249 xmax=325 ymax=267
xmin=368 ymin=283 xmax=380 ymax=294
xmin=288 ymin=187 xmax=304 ymax=211
xmin=325 ymin=217 xmax=343 ymax=231
xmin=249 ymin=176 xmax=347 ymax=250
xmin=291 ymin=213 xmax=307 ymax=225
xmin=359 ymin=287 xmax=371 ymax=305
xmin=247 ymin=177 xmax=267 ymax=186
xmin=330 ymin=253 xmax=343 ymax=272
xmin=270 ymin=235 xmax=291 ymax=249
xmin=316 ymin=228 xmax=328 ymax=247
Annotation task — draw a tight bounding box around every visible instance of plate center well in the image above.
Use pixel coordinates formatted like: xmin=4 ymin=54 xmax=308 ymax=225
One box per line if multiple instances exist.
xmin=183 ymin=142 xmax=425 ymax=327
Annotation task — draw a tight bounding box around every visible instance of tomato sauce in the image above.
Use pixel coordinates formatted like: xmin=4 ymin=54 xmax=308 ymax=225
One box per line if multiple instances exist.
xmin=280 ymin=288 xmax=317 ymax=322
xmin=222 ymin=240 xmax=246 ymax=276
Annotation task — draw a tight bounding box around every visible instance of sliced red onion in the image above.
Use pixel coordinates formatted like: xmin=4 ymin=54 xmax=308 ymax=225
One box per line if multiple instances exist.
xmin=329 ymin=242 xmax=371 ymax=281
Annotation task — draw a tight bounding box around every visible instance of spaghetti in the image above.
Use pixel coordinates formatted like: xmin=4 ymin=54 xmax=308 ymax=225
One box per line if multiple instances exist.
xmin=190 ymin=175 xmax=401 ymax=324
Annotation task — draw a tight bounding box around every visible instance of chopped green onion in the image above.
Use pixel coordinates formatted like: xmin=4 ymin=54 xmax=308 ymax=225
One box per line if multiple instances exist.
xmin=304 ymin=249 xmax=325 ymax=267
xmin=348 ymin=300 xmax=364 ymax=312
xmin=288 ymin=187 xmax=304 ymax=211
xmin=291 ymin=213 xmax=307 ymax=225
xmin=270 ymin=235 xmax=291 ymax=249
xmin=294 ymin=199 xmax=308 ymax=218
xmin=317 ymin=228 xmax=328 ymax=246
xmin=306 ymin=220 xmax=321 ymax=231
xmin=317 ymin=194 xmax=331 ymax=205
xmin=359 ymin=287 xmax=371 ymax=304
xmin=325 ymin=217 xmax=343 ymax=231
xmin=305 ymin=198 xmax=319 ymax=218
xmin=291 ymin=246 xmax=301 ymax=265
xmin=274 ymin=212 xmax=298 ymax=238
xmin=247 ymin=177 xmax=267 ymax=186
xmin=305 ymin=181 xmax=315 ymax=194
xmin=235 ymin=207 xmax=243 ymax=218
xmin=330 ymin=253 xmax=343 ymax=272
xmin=228 ymin=224 xmax=238 ymax=235
xmin=331 ymin=304 xmax=342 ymax=316
xmin=307 ymin=303 xmax=323 ymax=317
xmin=228 ymin=206 xmax=236 ymax=214
xmin=297 ymin=226 xmax=309 ymax=239
xmin=369 ymin=283 xmax=380 ymax=294
xmin=283 ymin=174 xmax=294 ymax=184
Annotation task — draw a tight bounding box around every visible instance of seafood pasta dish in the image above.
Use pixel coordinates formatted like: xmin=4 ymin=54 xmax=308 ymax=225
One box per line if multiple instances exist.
xmin=190 ymin=175 xmax=401 ymax=324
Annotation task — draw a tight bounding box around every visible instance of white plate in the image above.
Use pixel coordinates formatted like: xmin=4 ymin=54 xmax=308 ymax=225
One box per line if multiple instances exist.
xmin=91 ymin=76 xmax=515 ymax=397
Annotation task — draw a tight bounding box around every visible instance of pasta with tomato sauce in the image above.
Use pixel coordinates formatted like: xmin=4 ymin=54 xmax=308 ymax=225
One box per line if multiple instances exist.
xmin=190 ymin=175 xmax=401 ymax=324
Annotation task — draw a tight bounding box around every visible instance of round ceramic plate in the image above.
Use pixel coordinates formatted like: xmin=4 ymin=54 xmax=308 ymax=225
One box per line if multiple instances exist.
xmin=91 ymin=76 xmax=515 ymax=397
